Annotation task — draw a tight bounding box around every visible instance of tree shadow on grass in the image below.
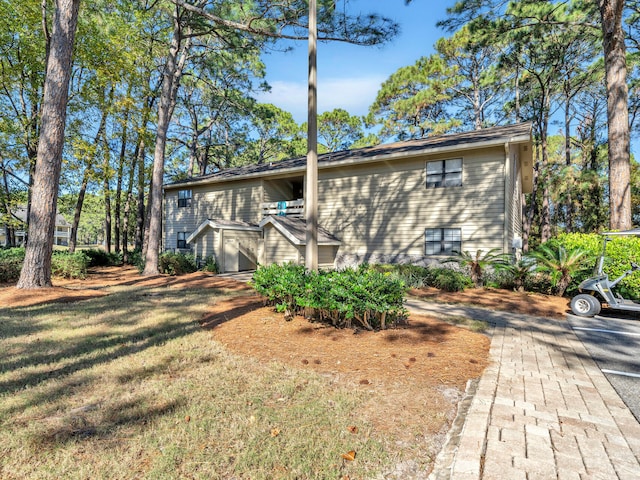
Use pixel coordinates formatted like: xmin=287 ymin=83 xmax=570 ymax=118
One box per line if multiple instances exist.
xmin=199 ymin=295 xmax=264 ymax=330
xmin=0 ymin=289 xmax=214 ymax=407
xmin=34 ymin=395 xmax=186 ymax=447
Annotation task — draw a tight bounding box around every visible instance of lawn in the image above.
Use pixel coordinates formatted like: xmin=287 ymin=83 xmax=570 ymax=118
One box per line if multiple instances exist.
xmin=0 ymin=268 xmax=491 ymax=479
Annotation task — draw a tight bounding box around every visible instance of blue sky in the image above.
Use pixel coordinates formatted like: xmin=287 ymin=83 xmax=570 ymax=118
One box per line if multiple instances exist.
xmin=256 ymin=0 xmax=454 ymax=123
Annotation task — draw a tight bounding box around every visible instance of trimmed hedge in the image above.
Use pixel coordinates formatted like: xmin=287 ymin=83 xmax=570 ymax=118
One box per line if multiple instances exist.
xmin=251 ymin=263 xmax=408 ymax=330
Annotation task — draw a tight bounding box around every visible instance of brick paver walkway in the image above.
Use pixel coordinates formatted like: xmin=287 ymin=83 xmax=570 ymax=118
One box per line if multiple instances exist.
xmin=405 ymin=300 xmax=640 ymax=480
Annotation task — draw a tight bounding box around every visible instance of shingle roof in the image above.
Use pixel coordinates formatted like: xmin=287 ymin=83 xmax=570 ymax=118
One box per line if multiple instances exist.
xmin=165 ymin=123 xmax=532 ymax=189
xmin=259 ymin=216 xmax=341 ymax=246
xmin=10 ymin=207 xmax=70 ymax=226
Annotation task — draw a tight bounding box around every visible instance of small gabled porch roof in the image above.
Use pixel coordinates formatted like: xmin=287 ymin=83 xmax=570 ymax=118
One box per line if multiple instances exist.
xmin=187 ymin=218 xmax=261 ymax=244
xmin=259 ymin=216 xmax=341 ymax=246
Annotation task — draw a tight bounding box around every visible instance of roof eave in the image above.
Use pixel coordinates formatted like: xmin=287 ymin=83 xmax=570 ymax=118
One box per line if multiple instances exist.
xmin=165 ymin=131 xmax=532 ymax=191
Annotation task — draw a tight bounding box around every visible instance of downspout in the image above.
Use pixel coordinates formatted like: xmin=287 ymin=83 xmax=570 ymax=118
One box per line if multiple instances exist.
xmin=503 ymin=143 xmax=511 ymax=255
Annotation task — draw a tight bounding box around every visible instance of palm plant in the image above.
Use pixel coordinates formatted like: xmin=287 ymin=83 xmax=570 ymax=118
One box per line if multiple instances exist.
xmin=529 ymin=243 xmax=588 ymax=296
xmin=444 ymin=248 xmax=508 ymax=288
xmin=498 ymin=257 xmax=535 ymax=292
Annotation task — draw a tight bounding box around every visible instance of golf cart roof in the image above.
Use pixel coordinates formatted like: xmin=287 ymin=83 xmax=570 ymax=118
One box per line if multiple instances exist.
xmin=602 ymin=228 xmax=640 ymax=236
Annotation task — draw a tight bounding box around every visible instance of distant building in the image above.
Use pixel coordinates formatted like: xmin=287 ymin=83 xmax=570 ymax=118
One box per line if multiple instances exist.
xmin=0 ymin=207 xmax=71 ymax=247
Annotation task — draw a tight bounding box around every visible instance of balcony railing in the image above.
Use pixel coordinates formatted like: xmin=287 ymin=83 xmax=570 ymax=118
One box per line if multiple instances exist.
xmin=261 ymin=199 xmax=304 ymax=218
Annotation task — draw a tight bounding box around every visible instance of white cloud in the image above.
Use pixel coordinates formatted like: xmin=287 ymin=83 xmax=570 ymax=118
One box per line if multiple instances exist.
xmin=256 ymin=75 xmax=386 ymax=123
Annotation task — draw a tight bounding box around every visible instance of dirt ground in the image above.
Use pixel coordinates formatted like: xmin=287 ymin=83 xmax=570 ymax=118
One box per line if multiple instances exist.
xmin=0 ymin=266 xmax=570 ymax=470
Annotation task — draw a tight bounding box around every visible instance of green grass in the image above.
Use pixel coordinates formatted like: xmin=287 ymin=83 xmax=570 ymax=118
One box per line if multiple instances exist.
xmin=0 ymin=285 xmax=389 ymax=479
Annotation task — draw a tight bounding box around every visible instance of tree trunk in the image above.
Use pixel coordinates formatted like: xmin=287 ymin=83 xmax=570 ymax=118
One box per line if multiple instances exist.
xmin=135 ymin=138 xmax=146 ymax=252
xmin=114 ymin=86 xmax=131 ymax=254
xmin=102 ymin=126 xmax=112 ymax=253
xmin=68 ymin=169 xmax=89 ymax=254
xmin=539 ymin=101 xmax=552 ymax=243
xmin=17 ymin=0 xmax=80 ymax=289
xmin=564 ymin=98 xmax=573 ymax=232
xmin=598 ymin=0 xmax=631 ymax=231
xmin=69 ymin=100 xmax=108 ymax=253
xmin=122 ymin=141 xmax=138 ymax=263
xmin=143 ymin=9 xmax=190 ymax=275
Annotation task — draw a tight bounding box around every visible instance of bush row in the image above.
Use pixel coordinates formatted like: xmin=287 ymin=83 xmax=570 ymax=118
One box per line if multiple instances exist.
xmin=373 ymin=264 xmax=473 ymax=292
xmin=0 ymin=248 xmax=25 ymax=283
xmin=51 ymin=251 xmax=90 ymax=279
xmin=555 ymin=232 xmax=640 ymax=297
xmin=252 ymin=263 xmax=408 ymax=330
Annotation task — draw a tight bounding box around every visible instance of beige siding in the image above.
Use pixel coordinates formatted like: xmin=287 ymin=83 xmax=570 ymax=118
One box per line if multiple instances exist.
xmin=222 ymin=230 xmax=260 ymax=271
xmin=317 ymin=147 xmax=507 ymax=256
xmin=318 ymin=246 xmax=337 ymax=268
xmin=164 ymin=180 xmax=262 ymax=250
xmin=504 ymin=146 xmax=524 ymax=252
xmin=192 ymin=229 xmax=217 ymax=261
xmin=164 ymin=142 xmax=518 ymax=262
xmin=263 ymin=225 xmax=301 ymax=265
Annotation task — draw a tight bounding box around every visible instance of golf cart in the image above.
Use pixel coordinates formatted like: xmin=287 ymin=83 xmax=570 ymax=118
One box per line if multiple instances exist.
xmin=570 ymin=228 xmax=640 ymax=317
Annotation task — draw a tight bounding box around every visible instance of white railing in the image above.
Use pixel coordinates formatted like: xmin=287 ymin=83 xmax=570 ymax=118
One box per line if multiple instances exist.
xmin=261 ymin=199 xmax=304 ymax=218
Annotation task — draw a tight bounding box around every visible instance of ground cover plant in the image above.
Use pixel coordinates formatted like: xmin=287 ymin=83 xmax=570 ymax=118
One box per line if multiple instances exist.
xmin=0 ymin=266 xmax=491 ymax=479
xmin=252 ymin=263 xmax=407 ymax=329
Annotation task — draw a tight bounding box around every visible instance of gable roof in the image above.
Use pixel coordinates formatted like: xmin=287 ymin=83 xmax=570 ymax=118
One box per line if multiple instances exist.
xmin=5 ymin=207 xmax=70 ymax=227
xmin=166 ymin=123 xmax=532 ymax=190
xmin=187 ymin=218 xmax=261 ymax=243
xmin=259 ymin=216 xmax=341 ymax=246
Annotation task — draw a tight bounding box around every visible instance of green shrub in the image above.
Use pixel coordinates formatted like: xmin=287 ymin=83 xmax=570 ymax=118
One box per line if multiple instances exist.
xmin=555 ymin=232 xmax=640 ymax=297
xmin=251 ymin=263 xmax=408 ymax=329
xmin=443 ymin=248 xmax=508 ymax=288
xmin=126 ymin=249 xmax=144 ymax=271
xmin=158 ymin=251 xmax=198 ymax=275
xmin=0 ymin=247 xmax=25 ymax=283
xmin=201 ymin=256 xmax=218 ymax=273
xmin=431 ymin=268 xmax=473 ymax=292
xmin=251 ymin=262 xmax=306 ymax=319
xmin=83 ymin=248 xmax=123 ymax=267
xmin=51 ymin=251 xmax=90 ymax=279
xmin=372 ymin=264 xmax=472 ymax=292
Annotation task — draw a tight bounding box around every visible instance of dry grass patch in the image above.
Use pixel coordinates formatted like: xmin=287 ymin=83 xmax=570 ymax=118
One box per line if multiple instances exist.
xmin=0 ymin=269 xmax=491 ymax=479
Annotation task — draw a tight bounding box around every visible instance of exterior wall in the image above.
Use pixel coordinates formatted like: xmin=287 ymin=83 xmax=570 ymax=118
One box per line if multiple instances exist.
xmin=263 ymin=224 xmax=301 ymax=265
xmin=317 ymin=147 xmax=507 ymax=260
xmin=164 ymin=143 xmax=520 ymax=267
xmin=221 ymin=230 xmax=261 ymax=272
xmin=164 ymin=179 xmax=262 ymax=251
xmin=504 ymin=145 xmax=524 ymax=253
xmin=192 ymin=228 xmax=218 ymax=262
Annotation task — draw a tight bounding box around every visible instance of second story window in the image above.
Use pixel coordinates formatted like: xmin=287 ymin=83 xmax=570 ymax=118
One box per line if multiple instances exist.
xmin=426 ymin=159 xmax=462 ymax=188
xmin=178 ymin=189 xmax=192 ymax=208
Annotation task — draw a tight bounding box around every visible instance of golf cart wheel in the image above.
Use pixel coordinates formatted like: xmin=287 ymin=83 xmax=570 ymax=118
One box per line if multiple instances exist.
xmin=570 ymin=294 xmax=601 ymax=317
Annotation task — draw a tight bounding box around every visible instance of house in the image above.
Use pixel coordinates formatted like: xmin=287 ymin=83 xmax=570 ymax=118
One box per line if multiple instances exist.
xmin=163 ymin=123 xmax=533 ymax=273
xmin=0 ymin=207 xmax=72 ymax=247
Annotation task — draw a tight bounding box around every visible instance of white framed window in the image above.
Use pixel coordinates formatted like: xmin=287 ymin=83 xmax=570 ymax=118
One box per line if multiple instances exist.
xmin=425 ymin=228 xmax=461 ymax=255
xmin=177 ymin=232 xmax=189 ymax=249
xmin=178 ymin=189 xmax=192 ymax=207
xmin=426 ymin=159 xmax=462 ymax=188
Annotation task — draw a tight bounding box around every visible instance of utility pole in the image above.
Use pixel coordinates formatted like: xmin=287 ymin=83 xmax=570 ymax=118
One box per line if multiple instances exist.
xmin=305 ymin=0 xmax=318 ymax=271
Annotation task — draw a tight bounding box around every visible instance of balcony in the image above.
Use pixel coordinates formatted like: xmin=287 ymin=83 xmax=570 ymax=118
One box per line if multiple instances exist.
xmin=261 ymin=199 xmax=304 ymax=218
